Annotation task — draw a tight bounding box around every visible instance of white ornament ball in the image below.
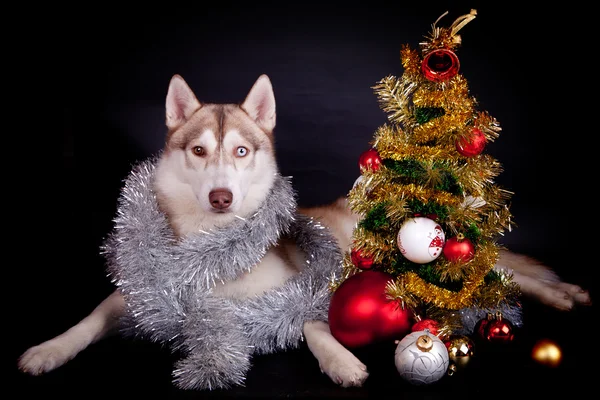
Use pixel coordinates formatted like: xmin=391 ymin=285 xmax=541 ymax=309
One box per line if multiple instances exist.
xmin=353 ymin=175 xmax=364 ymax=188
xmin=394 ymin=330 xmax=449 ymax=385
xmin=397 ymin=217 xmax=445 ymax=263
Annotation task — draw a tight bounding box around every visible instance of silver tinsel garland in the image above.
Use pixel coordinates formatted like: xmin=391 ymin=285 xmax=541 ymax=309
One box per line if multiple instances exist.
xmin=102 ymin=158 xmax=344 ymax=390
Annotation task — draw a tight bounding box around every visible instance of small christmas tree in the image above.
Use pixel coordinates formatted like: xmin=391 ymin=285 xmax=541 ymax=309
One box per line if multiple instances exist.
xmin=328 ymin=9 xmax=522 ymax=384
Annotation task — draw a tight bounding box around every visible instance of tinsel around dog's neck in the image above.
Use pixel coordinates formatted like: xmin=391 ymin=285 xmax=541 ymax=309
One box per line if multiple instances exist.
xmin=105 ymin=157 xmax=299 ymax=290
xmin=101 ymin=157 xmax=344 ymax=389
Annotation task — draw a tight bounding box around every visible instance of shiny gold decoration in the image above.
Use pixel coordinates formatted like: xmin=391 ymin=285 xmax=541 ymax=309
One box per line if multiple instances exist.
xmin=420 ymin=9 xmax=478 ymax=53
xmin=416 ymin=334 xmax=434 ymax=351
xmin=531 ymin=338 xmax=562 ymax=367
xmin=445 ymin=335 xmax=475 ymax=373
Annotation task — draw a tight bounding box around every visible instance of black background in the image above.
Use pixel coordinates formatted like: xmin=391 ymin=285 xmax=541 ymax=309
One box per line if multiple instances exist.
xmin=14 ymin=1 xmax=596 ymax=398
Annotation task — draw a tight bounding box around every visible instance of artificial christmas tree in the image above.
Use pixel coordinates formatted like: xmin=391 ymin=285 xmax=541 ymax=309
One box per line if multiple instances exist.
xmin=328 ymin=9 xmax=523 ymax=384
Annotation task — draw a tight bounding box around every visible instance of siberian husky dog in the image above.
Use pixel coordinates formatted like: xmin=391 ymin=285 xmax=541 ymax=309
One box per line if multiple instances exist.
xmin=17 ymin=74 xmax=591 ymax=388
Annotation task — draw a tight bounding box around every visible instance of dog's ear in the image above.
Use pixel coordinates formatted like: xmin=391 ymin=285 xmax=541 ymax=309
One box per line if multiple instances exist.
xmin=241 ymin=74 xmax=276 ymax=132
xmin=165 ymin=74 xmax=201 ymax=130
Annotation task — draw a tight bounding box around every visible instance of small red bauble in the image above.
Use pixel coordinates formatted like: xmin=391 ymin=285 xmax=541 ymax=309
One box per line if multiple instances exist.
xmin=358 ymin=148 xmax=382 ymax=172
xmin=328 ymin=270 xmax=414 ymax=348
xmin=473 ymin=313 xmax=492 ymax=340
xmin=485 ymin=315 xmax=515 ymax=343
xmin=456 ymin=128 xmax=486 ymax=157
xmin=422 ymin=48 xmax=460 ymax=82
xmin=350 ymin=248 xmax=374 ymax=270
xmin=411 ymin=318 xmax=439 ymax=336
xmin=443 ymin=234 xmax=475 ymax=262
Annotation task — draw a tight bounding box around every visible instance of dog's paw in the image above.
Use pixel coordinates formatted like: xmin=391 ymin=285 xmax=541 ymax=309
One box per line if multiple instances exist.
xmin=544 ymin=282 xmax=592 ymax=311
xmin=318 ymin=348 xmax=369 ymax=388
xmin=17 ymin=341 xmax=74 ymax=375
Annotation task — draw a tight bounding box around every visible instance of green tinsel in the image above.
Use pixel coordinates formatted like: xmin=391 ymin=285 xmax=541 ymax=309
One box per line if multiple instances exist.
xmin=414 ymin=107 xmax=445 ymax=124
xmin=359 ymin=203 xmax=390 ymax=231
xmin=382 ymin=158 xmax=462 ymax=195
xmin=407 ymin=200 xmax=449 ymax=220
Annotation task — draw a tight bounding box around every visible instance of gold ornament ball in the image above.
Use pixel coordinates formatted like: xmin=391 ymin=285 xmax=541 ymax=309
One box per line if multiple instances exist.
xmin=445 ymin=335 xmax=475 ymax=375
xmin=531 ymin=338 xmax=562 ymax=367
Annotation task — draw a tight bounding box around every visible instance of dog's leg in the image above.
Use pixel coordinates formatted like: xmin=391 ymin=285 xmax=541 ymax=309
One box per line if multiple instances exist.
xmin=495 ymin=250 xmax=591 ymax=311
xmin=303 ymin=320 xmax=369 ymax=388
xmin=18 ymin=289 xmax=125 ymax=375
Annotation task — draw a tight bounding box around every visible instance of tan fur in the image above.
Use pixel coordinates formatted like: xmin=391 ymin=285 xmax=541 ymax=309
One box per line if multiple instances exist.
xmin=17 ymin=74 xmax=591 ymax=389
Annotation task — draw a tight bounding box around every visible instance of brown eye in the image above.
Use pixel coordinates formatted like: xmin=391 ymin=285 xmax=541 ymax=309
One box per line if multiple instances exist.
xmin=236 ymin=146 xmax=248 ymax=157
xmin=192 ymin=146 xmax=205 ymax=156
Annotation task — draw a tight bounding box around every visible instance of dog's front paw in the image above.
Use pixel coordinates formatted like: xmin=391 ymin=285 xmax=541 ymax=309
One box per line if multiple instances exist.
xmin=544 ymin=282 xmax=592 ymax=311
xmin=318 ymin=348 xmax=369 ymax=388
xmin=18 ymin=341 xmax=76 ymax=375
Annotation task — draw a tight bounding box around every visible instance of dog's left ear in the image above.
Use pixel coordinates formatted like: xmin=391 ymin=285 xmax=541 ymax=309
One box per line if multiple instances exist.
xmin=241 ymin=74 xmax=276 ymax=132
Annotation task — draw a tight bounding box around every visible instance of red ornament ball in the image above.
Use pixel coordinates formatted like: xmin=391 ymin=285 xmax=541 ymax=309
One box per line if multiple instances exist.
xmin=411 ymin=318 xmax=439 ymax=336
xmin=350 ymin=248 xmax=374 ymax=270
xmin=473 ymin=314 xmax=492 ymax=340
xmin=456 ymin=128 xmax=486 ymax=157
xmin=443 ymin=234 xmax=475 ymax=262
xmin=358 ymin=148 xmax=382 ymax=173
xmin=485 ymin=317 xmax=515 ymax=343
xmin=329 ymin=271 xmax=414 ymax=348
xmin=422 ymin=48 xmax=460 ymax=82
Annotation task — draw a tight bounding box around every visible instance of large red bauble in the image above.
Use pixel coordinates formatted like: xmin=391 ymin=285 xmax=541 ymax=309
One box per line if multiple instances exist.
xmin=358 ymin=148 xmax=382 ymax=172
xmin=456 ymin=128 xmax=486 ymax=157
xmin=443 ymin=235 xmax=475 ymax=262
xmin=328 ymin=271 xmax=414 ymax=348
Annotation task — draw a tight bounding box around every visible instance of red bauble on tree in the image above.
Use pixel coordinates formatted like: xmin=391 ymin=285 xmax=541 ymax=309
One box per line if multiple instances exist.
xmin=422 ymin=48 xmax=460 ymax=82
xmin=329 ymin=270 xmax=414 ymax=348
xmin=411 ymin=318 xmax=439 ymax=336
xmin=350 ymin=248 xmax=374 ymax=270
xmin=473 ymin=313 xmax=493 ymax=340
xmin=485 ymin=313 xmax=515 ymax=343
xmin=358 ymin=148 xmax=382 ymax=172
xmin=456 ymin=127 xmax=486 ymax=157
xmin=443 ymin=234 xmax=475 ymax=262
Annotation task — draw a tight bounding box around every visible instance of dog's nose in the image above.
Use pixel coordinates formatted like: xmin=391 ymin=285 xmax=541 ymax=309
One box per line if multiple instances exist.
xmin=209 ymin=189 xmax=233 ymax=210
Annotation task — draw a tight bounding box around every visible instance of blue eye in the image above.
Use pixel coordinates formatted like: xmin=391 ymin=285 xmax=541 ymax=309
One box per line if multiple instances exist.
xmin=236 ymin=146 xmax=248 ymax=157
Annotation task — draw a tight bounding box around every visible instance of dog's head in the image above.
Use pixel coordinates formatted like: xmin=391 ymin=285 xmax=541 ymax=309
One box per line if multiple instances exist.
xmin=153 ymin=74 xmax=278 ymax=235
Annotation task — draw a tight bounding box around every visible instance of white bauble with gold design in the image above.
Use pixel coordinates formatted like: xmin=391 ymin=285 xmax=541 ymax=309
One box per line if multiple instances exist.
xmin=394 ymin=329 xmax=449 ymax=385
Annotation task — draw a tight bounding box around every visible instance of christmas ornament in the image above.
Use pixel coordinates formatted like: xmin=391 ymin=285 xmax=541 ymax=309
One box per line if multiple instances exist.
xmin=473 ymin=313 xmax=493 ymax=340
xmin=444 ymin=335 xmax=475 ymax=375
xmin=411 ymin=318 xmax=439 ymax=336
xmin=421 ymin=48 xmax=460 ymax=82
xmin=443 ymin=233 xmax=475 ymax=262
xmin=397 ymin=217 xmax=445 ymax=264
xmin=484 ymin=313 xmax=515 ymax=343
xmin=394 ymin=329 xmax=449 ymax=385
xmin=358 ymin=148 xmax=382 ymax=172
xmin=353 ymin=175 xmax=363 ymax=188
xmin=350 ymin=248 xmax=374 ymax=270
xmin=531 ymin=338 xmax=562 ymax=367
xmin=456 ymin=127 xmax=486 ymax=157
xmin=329 ymin=270 xmax=414 ymax=348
